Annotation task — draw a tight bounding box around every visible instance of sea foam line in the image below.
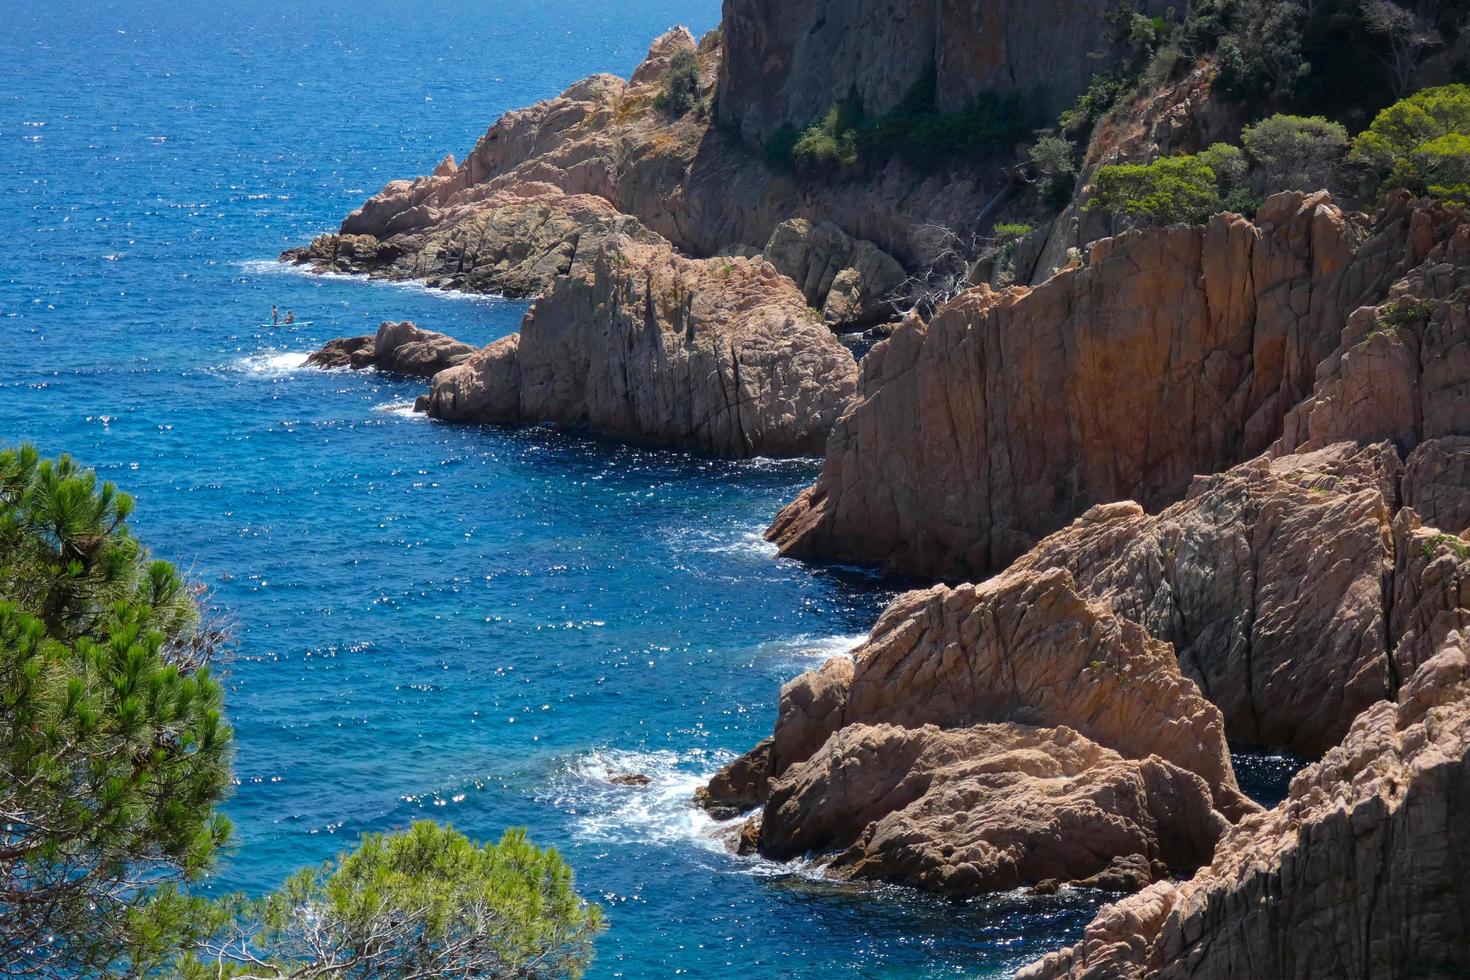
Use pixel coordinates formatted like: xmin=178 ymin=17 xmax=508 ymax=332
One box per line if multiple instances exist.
xmin=235 ymin=258 xmax=514 ymax=304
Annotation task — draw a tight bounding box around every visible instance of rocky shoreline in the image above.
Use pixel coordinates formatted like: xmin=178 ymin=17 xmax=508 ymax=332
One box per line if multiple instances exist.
xmin=291 ymin=6 xmax=1470 ymax=977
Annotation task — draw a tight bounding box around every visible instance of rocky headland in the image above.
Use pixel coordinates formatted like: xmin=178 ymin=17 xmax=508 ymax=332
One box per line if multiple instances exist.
xmin=293 ymin=0 xmax=1470 ymax=974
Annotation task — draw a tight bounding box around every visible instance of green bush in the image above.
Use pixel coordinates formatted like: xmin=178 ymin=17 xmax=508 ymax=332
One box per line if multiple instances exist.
xmin=1241 ymin=113 xmax=1349 ymax=197
xmin=1087 ymin=155 xmax=1224 ymax=226
xmin=1029 ymin=135 xmax=1079 ymax=207
xmin=652 ymin=49 xmax=703 ymax=118
xmin=186 ymin=822 xmax=605 ymax=979
xmin=1352 ymin=84 xmax=1470 ymax=203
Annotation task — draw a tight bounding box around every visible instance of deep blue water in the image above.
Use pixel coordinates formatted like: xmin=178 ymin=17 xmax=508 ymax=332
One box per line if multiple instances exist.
xmin=3 ymin=2 xmax=1132 ymax=976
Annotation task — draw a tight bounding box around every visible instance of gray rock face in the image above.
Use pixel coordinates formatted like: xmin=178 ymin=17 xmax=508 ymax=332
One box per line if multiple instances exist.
xmin=1019 ymin=635 xmax=1470 ymax=980
xmin=422 ymin=232 xmax=858 ymax=458
xmin=306 ymin=321 xmax=478 ymax=378
xmin=717 ymin=0 xmax=1169 ymax=147
xmin=763 ymin=219 xmax=905 ymax=328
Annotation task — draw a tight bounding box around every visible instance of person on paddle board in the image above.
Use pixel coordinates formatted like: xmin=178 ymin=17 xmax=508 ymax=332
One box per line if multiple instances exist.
xmin=272 ymin=304 xmax=279 ymax=326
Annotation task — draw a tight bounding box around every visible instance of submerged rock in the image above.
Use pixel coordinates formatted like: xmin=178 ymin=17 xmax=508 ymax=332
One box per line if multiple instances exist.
xmin=306 ymin=321 xmax=477 ymax=379
xmin=1019 ymin=635 xmax=1470 ymax=980
xmin=422 ymin=231 xmax=858 ymax=458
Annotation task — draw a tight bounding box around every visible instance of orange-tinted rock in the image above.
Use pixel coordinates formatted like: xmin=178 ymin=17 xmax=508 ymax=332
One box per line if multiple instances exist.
xmin=1019 ymin=634 xmax=1470 ymax=980
xmin=422 ymin=232 xmax=857 ymax=458
xmin=755 ymin=722 xmax=1226 ymax=896
xmin=702 ymin=567 xmax=1254 ymax=826
xmin=769 ymin=194 xmax=1450 ymax=581
xmin=306 ymin=320 xmax=477 ymax=378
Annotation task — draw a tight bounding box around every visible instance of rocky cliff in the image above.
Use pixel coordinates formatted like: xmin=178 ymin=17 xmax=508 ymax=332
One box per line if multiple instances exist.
xmin=420 ymin=231 xmax=858 ymax=457
xmin=1018 ymin=633 xmax=1470 ymax=980
xmin=769 ymin=194 xmax=1463 ymax=580
xmin=717 ymin=0 xmax=1168 ymax=146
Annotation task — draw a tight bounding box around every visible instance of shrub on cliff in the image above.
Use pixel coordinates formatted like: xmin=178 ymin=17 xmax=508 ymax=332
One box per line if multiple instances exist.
xmin=0 ymin=444 xmax=233 ymax=976
xmin=1352 ymin=84 xmax=1470 ymax=203
xmin=1242 ymin=113 xmax=1350 ymax=197
xmin=184 ymin=822 xmax=605 ymax=979
xmin=653 ymin=49 xmax=703 ymax=118
xmin=1087 ymin=155 xmax=1225 ymax=226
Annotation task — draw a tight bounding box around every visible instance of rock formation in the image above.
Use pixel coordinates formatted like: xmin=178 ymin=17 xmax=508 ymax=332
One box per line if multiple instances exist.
xmin=755 ymin=721 xmax=1227 ymax=896
xmin=769 ymin=193 xmax=1460 ymax=581
xmin=700 ymin=565 xmax=1257 ymax=891
xmin=420 ymin=231 xmax=858 ymax=458
xmin=717 ymin=0 xmax=1170 ymax=147
xmin=762 ymin=219 xmax=906 ymax=329
xmin=1019 ymin=634 xmax=1470 ymax=980
xmin=306 ymin=320 xmax=477 ymax=378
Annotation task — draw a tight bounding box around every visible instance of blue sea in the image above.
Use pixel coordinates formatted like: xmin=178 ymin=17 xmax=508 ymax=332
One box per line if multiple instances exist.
xmin=0 ymin=2 xmax=1299 ymax=976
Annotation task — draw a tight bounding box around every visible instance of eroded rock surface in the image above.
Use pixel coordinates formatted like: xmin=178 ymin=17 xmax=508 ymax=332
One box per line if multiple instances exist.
xmin=1019 ymin=635 xmax=1470 ymax=980
xmin=306 ymin=320 xmax=477 ymax=378
xmin=754 ymin=722 xmax=1226 ymax=896
xmin=421 ymin=232 xmax=857 ymax=457
xmin=763 ymin=219 xmax=905 ymax=328
xmin=700 ymin=567 xmax=1255 ymax=890
xmin=770 ymin=194 xmax=1457 ymax=581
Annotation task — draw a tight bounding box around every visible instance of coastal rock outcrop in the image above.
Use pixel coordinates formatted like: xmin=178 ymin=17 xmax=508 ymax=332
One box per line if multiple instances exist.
xmin=1004 ymin=443 xmax=1398 ymax=758
xmin=306 ymin=320 xmax=477 ymax=378
xmin=1018 ymin=635 xmax=1470 ymax=980
xmin=701 ymin=566 xmax=1255 ymax=891
xmin=421 ymin=231 xmax=858 ymax=457
xmin=769 ymin=193 xmax=1456 ymax=581
xmin=755 ymin=721 xmax=1227 ymax=896
xmin=283 ymin=187 xmax=656 ymax=298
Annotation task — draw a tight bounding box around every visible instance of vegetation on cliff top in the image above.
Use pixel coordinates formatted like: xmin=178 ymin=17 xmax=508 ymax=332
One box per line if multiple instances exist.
xmin=0 ymin=445 xmax=602 ymax=978
xmin=1087 ymin=86 xmax=1470 ymax=225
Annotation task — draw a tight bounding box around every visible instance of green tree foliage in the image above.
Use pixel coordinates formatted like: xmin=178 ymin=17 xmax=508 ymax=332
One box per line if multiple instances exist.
xmin=1029 ymin=135 xmax=1078 ymax=208
xmin=1241 ymin=114 xmax=1350 ymax=196
xmin=780 ymin=68 xmax=1028 ymax=176
xmin=1087 ymin=155 xmax=1225 ymax=226
xmin=187 ymin=822 xmax=605 ymax=979
xmin=1352 ymin=84 xmax=1470 ymax=202
xmin=653 ymin=49 xmax=703 ymax=118
xmin=0 ymin=444 xmax=233 ymax=977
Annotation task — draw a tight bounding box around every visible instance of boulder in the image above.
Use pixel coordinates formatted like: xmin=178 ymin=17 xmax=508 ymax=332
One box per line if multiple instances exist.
xmin=422 ymin=231 xmax=858 ymax=458
xmin=1019 ymin=635 xmax=1470 ymax=980
xmin=763 ymin=219 xmax=905 ymax=328
xmin=768 ymin=194 xmax=1455 ymax=581
xmin=750 ymin=722 xmax=1225 ymax=896
xmin=629 ymin=26 xmax=698 ymax=86
xmin=306 ymin=321 xmax=477 ymax=379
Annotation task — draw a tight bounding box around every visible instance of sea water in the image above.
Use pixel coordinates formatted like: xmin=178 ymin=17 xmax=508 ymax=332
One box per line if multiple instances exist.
xmin=1 ymin=2 xmax=1290 ymax=976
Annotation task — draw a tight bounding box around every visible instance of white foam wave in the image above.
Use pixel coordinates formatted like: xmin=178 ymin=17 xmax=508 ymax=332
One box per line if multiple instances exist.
xmin=235 ymin=258 xmax=512 ymax=304
xmin=548 ymin=748 xmax=730 ymax=849
xmin=704 ymin=530 xmax=779 ymax=558
xmin=234 ymin=351 xmax=311 ymax=376
xmin=760 ymin=631 xmax=869 ymax=665
xmin=373 ymin=400 xmax=425 ymax=420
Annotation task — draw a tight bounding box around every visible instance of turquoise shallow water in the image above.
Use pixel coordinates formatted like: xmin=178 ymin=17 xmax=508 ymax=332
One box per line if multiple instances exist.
xmin=1 ymin=2 xmax=1298 ymax=976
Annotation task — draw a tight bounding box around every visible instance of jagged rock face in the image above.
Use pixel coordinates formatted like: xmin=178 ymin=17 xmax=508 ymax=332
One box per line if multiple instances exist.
xmin=1018 ymin=635 xmax=1470 ymax=980
xmin=1005 ymin=443 xmax=1400 ymax=758
xmin=305 ymin=321 xmax=477 ymax=378
xmin=422 ymin=232 xmax=858 ymax=458
xmin=763 ymin=219 xmax=905 ymax=328
xmin=754 ymin=722 xmax=1228 ymax=896
xmin=702 ymin=567 xmax=1253 ymax=822
xmin=769 ymin=194 xmax=1446 ymax=581
xmin=285 ymin=28 xmax=1003 ymax=290
xmin=283 ymin=187 xmax=656 ymax=298
xmin=717 ymin=0 xmax=1168 ymax=147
